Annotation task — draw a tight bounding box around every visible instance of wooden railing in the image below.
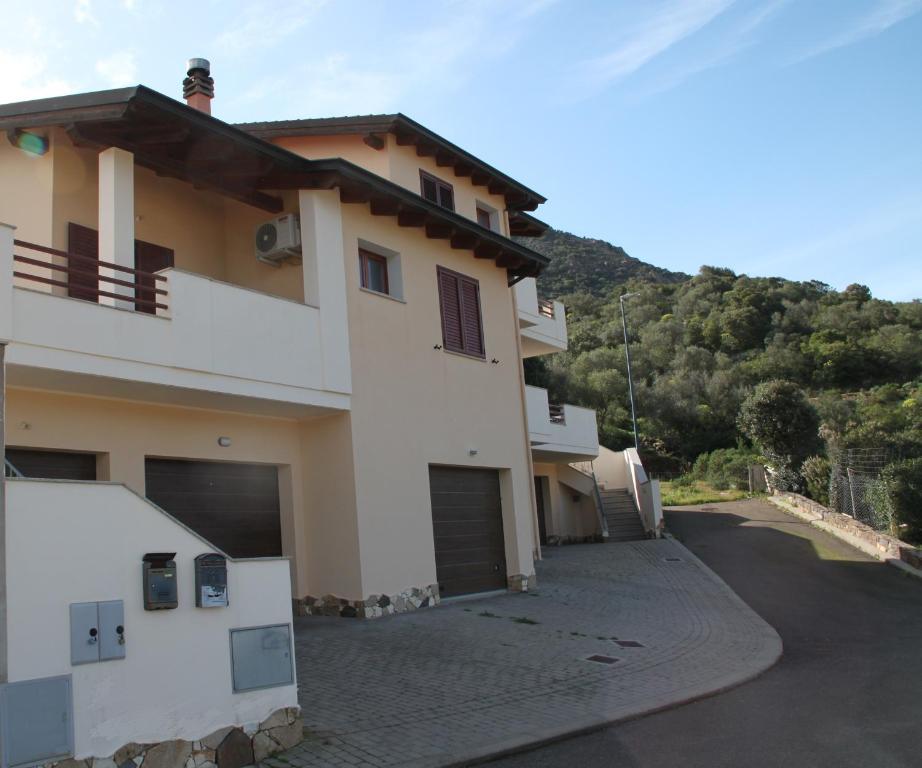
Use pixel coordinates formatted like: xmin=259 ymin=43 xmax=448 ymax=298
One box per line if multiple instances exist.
xmin=12 ymin=239 xmax=168 ymax=312
xmin=538 ymin=298 xmax=556 ymax=318
xmin=548 ymin=404 xmax=566 ymax=425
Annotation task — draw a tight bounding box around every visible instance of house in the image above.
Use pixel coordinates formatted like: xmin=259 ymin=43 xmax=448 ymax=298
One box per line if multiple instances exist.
xmin=0 ymin=60 xmax=657 ymax=768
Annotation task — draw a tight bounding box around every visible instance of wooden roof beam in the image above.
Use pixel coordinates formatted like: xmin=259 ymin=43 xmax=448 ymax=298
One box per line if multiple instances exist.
xmin=470 ymin=170 xmax=490 ymax=186
xmin=425 ymin=220 xmax=454 ymax=239
xmin=397 ymin=210 xmax=427 ymax=227
xmin=369 ymin=198 xmax=402 ymax=216
xmin=435 ymin=151 xmax=455 ymax=168
xmin=474 ymin=242 xmax=503 ymax=259
xmin=340 ymin=186 xmax=371 ymax=204
xmin=450 ymin=232 xmax=480 ymax=250
xmin=363 ymin=133 xmax=386 ymax=150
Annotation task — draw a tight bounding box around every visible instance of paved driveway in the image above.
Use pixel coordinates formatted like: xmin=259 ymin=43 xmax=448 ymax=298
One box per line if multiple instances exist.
xmin=490 ymin=499 xmax=922 ymax=768
xmin=264 ymin=537 xmax=779 ymax=768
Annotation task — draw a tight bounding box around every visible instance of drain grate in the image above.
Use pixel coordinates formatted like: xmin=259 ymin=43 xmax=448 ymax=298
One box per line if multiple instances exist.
xmin=585 ymin=654 xmax=620 ymax=665
xmin=614 ymin=640 xmax=644 ymax=648
xmin=664 ymin=557 xmax=683 ymax=562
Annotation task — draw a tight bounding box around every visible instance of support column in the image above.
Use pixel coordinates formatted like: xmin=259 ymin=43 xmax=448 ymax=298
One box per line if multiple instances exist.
xmin=98 ymin=147 xmax=135 ymax=310
xmin=298 ymin=190 xmax=352 ymax=395
xmin=0 ymin=341 xmax=7 ymax=685
xmin=0 ymin=222 xmax=13 ymax=343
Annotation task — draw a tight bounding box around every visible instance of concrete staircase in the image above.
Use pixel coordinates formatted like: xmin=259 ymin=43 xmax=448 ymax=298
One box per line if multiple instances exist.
xmin=600 ymin=488 xmax=647 ymax=542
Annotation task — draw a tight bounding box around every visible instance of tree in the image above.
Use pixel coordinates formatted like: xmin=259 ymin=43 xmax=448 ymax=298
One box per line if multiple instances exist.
xmin=738 ymin=380 xmax=821 ymax=490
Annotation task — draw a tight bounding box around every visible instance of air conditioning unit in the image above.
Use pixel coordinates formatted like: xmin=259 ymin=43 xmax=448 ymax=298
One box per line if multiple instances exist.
xmin=255 ymin=214 xmax=301 ymax=266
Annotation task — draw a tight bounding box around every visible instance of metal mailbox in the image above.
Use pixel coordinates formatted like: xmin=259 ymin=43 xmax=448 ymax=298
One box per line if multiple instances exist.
xmin=142 ymin=553 xmax=178 ymax=610
xmin=194 ymin=553 xmax=228 ymax=608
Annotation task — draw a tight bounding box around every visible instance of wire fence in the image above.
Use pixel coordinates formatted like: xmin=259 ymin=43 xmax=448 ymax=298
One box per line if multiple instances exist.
xmin=829 ymin=447 xmax=896 ymax=532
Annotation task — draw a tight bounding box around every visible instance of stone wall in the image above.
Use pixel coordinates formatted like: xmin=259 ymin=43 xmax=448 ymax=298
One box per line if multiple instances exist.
xmin=771 ymin=491 xmax=922 ymax=573
xmin=49 ymin=708 xmax=302 ymax=768
xmin=295 ymin=584 xmax=440 ymax=618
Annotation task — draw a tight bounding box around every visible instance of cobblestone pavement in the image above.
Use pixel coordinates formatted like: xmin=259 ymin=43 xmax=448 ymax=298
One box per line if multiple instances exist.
xmin=262 ymin=538 xmax=781 ymax=768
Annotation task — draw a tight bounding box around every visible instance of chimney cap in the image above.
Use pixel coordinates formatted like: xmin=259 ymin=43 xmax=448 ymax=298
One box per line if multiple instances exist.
xmin=187 ymin=58 xmax=211 ymax=75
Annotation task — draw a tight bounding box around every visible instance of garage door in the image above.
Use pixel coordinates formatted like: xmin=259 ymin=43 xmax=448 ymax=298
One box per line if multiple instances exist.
xmin=6 ymin=448 xmax=96 ymax=480
xmin=428 ymin=466 xmax=507 ymax=597
xmin=145 ymin=458 xmax=281 ymax=559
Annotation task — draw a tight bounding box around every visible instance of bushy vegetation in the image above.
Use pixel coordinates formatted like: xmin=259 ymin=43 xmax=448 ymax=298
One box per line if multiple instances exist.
xmin=524 ymin=253 xmax=922 ymax=511
xmin=869 ymin=459 xmax=922 ymax=543
xmin=691 ymin=446 xmax=761 ymax=490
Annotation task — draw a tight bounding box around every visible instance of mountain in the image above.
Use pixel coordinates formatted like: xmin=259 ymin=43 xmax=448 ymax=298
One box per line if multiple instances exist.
xmin=517 ymin=229 xmax=688 ymax=299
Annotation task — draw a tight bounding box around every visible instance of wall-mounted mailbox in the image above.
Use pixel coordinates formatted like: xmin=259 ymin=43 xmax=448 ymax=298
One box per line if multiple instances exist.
xmin=69 ymin=601 xmax=125 ymax=665
xmin=195 ymin=553 xmax=228 ymax=608
xmin=143 ymin=553 xmax=178 ymax=610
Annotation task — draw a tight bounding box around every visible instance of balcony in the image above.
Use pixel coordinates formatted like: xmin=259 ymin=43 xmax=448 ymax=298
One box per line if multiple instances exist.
xmin=0 ymin=232 xmax=350 ymax=417
xmin=514 ymin=278 xmax=566 ymax=357
xmin=525 ymin=385 xmax=599 ymax=462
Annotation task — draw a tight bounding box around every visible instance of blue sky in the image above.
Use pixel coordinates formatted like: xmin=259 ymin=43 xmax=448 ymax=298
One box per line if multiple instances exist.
xmin=2 ymin=0 xmax=920 ymax=300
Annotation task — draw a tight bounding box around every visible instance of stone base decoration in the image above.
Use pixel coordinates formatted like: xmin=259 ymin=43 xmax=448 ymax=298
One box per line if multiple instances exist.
xmin=295 ymin=584 xmax=441 ymax=618
xmin=772 ymin=491 xmax=922 ymax=574
xmin=43 ymin=707 xmax=302 ymax=768
xmin=507 ymin=573 xmax=537 ymax=592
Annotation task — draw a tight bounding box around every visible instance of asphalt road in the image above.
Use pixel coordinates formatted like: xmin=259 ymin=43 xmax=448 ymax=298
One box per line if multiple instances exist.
xmin=488 ymin=499 xmax=922 ymax=768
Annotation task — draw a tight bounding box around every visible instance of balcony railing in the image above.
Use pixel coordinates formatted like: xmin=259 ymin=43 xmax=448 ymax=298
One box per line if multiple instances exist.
xmin=538 ymin=298 xmax=556 ymax=319
xmin=13 ymin=239 xmax=168 ymax=312
xmin=548 ymin=403 xmax=566 ymax=425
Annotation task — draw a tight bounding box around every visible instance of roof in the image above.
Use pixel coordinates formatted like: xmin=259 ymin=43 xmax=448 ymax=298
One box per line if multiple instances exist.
xmin=235 ymin=113 xmax=547 ymax=213
xmin=0 ymin=87 xmax=548 ymax=278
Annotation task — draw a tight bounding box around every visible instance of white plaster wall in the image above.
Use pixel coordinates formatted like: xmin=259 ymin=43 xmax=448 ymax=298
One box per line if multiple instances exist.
xmin=5 ymin=480 xmax=297 ymax=760
xmin=525 ymin=385 xmax=599 ymax=458
xmin=594 ymin=445 xmax=631 ymax=490
xmin=8 ymin=269 xmax=338 ymax=407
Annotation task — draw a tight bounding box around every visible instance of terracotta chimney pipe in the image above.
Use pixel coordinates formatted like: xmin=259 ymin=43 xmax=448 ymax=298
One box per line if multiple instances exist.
xmin=183 ymin=58 xmax=214 ymax=114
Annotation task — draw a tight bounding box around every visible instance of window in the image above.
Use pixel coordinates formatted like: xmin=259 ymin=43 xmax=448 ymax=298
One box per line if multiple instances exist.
xmin=420 ymin=170 xmax=455 ymax=211
xmin=476 ymin=207 xmax=493 ymax=230
xmin=437 ymin=266 xmax=484 ymax=358
xmin=359 ymin=248 xmax=390 ymax=295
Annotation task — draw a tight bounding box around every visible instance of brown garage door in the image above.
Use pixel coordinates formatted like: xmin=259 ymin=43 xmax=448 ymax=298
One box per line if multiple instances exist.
xmin=145 ymin=458 xmax=281 ymax=559
xmin=429 ymin=466 xmax=507 ymax=597
xmin=6 ymin=448 xmax=96 ymax=480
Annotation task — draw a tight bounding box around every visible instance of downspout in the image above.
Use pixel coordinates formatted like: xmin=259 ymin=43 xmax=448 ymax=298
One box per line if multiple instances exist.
xmin=0 ymin=341 xmax=7 ymax=684
xmin=510 ymin=285 xmax=541 ymax=562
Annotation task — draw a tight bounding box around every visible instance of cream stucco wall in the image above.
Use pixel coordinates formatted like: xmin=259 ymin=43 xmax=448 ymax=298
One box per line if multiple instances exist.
xmin=533 ymin=461 xmax=598 ymax=540
xmin=4 ymin=388 xmax=313 ymax=595
xmin=271 ymin=133 xmax=511 ymax=234
xmin=338 ymin=203 xmax=535 ymax=598
xmin=5 ymin=480 xmax=297 ymax=759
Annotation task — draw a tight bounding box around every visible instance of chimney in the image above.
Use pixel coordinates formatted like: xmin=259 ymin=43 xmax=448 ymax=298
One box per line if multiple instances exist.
xmin=183 ymin=58 xmax=214 ymax=114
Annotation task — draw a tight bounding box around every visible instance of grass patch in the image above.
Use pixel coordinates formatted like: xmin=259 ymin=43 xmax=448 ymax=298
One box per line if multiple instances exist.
xmin=511 ymin=616 xmax=539 ymax=625
xmin=661 ymin=479 xmax=754 ymax=507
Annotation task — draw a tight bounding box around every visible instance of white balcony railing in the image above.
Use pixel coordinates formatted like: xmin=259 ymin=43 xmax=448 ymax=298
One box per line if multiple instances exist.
xmin=525 ymin=385 xmax=599 ymax=460
xmin=0 ymin=226 xmax=349 ymax=415
xmin=515 ymin=278 xmax=567 ymax=357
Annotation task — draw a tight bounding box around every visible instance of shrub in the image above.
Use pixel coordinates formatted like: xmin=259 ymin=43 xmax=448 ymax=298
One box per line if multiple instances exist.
xmin=802 ymin=455 xmax=831 ymax=507
xmin=692 ymin=446 xmax=761 ymax=490
xmin=873 ymin=458 xmax=922 ymax=544
xmin=738 ymin=380 xmax=821 ymax=491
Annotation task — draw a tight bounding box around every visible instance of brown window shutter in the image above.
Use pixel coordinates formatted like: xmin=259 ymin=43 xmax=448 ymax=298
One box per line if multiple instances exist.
xmin=459 ymin=278 xmax=484 ymax=356
xmin=438 ymin=184 xmax=454 ymax=212
xmin=135 ymin=239 xmax=174 ymax=314
xmin=437 ymin=268 xmax=464 ymax=352
xmin=67 ymin=222 xmax=100 ymax=302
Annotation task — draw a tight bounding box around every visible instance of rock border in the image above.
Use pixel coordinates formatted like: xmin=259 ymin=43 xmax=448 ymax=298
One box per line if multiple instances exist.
xmin=295 ymin=584 xmax=441 ymax=618
xmin=46 ymin=707 xmax=302 ymax=768
xmin=770 ymin=491 xmax=922 ymax=577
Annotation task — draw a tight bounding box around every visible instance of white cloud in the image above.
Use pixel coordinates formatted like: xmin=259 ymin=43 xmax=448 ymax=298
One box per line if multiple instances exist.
xmin=579 ymin=0 xmax=736 ymax=91
xmin=791 ymin=0 xmax=922 ymax=63
xmin=74 ymin=0 xmax=98 ymax=26
xmin=645 ymin=0 xmax=789 ymax=94
xmin=95 ymin=51 xmax=138 ymax=87
xmin=229 ymin=1 xmax=553 ymax=117
xmin=214 ymin=0 xmax=328 ymax=54
xmin=0 ymin=50 xmax=77 ymax=103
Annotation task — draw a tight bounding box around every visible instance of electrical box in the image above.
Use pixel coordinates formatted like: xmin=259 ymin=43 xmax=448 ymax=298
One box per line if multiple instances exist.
xmin=195 ymin=553 xmax=228 ymax=608
xmin=229 ymin=624 xmax=294 ymax=693
xmin=70 ymin=601 xmax=126 ymax=665
xmin=143 ymin=553 xmax=178 ymax=610
xmin=0 ymin=675 xmax=73 ymax=768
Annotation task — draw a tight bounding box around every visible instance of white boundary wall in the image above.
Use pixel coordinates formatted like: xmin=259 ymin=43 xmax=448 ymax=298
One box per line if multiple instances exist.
xmin=5 ymin=479 xmax=297 ymax=759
